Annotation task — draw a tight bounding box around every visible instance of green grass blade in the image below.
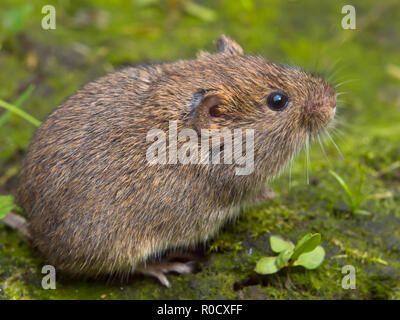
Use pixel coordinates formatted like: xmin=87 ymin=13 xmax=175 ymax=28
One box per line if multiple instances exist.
xmin=0 ymin=85 xmax=35 ymax=126
xmin=0 ymin=97 xmax=41 ymax=127
xmin=15 ymin=85 xmax=35 ymax=106
xmin=329 ymin=170 xmax=355 ymax=208
xmin=0 ymin=110 xmax=11 ymax=126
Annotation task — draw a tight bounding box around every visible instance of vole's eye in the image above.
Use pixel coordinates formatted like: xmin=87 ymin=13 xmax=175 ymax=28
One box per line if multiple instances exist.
xmin=266 ymin=92 xmax=288 ymax=111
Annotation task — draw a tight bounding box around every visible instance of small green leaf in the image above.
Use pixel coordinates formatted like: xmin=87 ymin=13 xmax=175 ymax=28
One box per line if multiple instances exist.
xmin=294 ymin=233 xmax=313 ymax=249
xmin=254 ymin=257 xmax=279 ymax=275
xmin=291 ymin=233 xmax=321 ymax=261
xmin=270 ymin=235 xmax=294 ymax=253
xmin=0 ymin=195 xmax=16 ymax=219
xmin=276 ymin=248 xmax=293 ymax=269
xmin=293 ymin=246 xmax=325 ymax=270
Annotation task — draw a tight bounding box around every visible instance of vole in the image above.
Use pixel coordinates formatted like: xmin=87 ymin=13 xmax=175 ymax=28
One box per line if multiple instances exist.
xmin=8 ymin=35 xmax=336 ymax=287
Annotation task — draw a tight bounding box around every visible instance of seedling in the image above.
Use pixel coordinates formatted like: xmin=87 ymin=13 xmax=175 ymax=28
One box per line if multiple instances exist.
xmin=329 ymin=170 xmax=370 ymax=216
xmin=255 ymin=233 xmax=325 ymax=275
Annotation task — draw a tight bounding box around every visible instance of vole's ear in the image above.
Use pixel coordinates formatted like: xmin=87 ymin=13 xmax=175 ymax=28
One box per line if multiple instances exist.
xmin=193 ymin=93 xmax=224 ymax=133
xmin=216 ymin=35 xmax=244 ymax=55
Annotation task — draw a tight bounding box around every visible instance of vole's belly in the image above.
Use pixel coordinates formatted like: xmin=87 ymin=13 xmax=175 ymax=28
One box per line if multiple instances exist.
xmin=122 ymin=205 xmax=241 ymax=262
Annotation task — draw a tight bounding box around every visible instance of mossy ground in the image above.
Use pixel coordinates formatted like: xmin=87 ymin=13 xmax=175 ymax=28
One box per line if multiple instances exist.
xmin=1 ymin=0 xmax=400 ymax=299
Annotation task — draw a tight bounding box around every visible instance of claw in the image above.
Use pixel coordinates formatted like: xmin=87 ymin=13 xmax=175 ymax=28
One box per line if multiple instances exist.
xmin=137 ymin=261 xmax=197 ymax=287
xmin=143 ymin=269 xmax=170 ymax=288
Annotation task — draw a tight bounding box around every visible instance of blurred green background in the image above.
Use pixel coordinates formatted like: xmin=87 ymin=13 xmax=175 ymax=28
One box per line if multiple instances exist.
xmin=1 ymin=0 xmax=400 ymax=299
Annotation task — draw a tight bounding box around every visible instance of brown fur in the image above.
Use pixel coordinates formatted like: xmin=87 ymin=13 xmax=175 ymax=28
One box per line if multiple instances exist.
xmin=16 ymin=36 xmax=335 ymax=277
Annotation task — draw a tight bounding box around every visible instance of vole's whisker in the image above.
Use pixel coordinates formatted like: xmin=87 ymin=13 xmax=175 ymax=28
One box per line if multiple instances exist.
xmin=325 ymin=58 xmax=342 ymax=79
xmin=337 ymin=102 xmax=350 ymax=108
xmin=335 ymin=91 xmax=348 ymax=98
xmin=327 ymin=118 xmax=345 ymax=134
xmin=317 ymin=135 xmax=328 ymax=161
xmin=335 ymin=78 xmax=359 ymax=89
xmin=331 ymin=126 xmax=347 ymax=137
xmin=325 ymin=130 xmax=344 ymax=159
xmin=329 ymin=127 xmax=347 ymax=145
xmin=327 ymin=63 xmax=348 ymax=83
xmin=305 ymin=133 xmax=311 ymax=184
xmin=328 ymin=58 xmax=342 ymax=73
xmin=329 ymin=117 xmax=350 ymax=134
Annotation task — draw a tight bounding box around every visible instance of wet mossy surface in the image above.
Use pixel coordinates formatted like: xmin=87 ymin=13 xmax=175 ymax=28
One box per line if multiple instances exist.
xmin=1 ymin=0 xmax=400 ymax=299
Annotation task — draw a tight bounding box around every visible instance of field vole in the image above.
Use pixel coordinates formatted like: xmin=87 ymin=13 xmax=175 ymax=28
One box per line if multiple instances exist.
xmin=15 ymin=35 xmax=336 ymax=286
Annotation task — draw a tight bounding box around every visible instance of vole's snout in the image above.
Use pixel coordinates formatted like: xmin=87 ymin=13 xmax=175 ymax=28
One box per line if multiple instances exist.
xmin=325 ymin=92 xmax=336 ymax=110
xmin=301 ymin=83 xmax=336 ymax=132
xmin=304 ymin=93 xmax=336 ymax=114
xmin=309 ymin=85 xmax=336 ymax=112
xmin=325 ymin=84 xmax=337 ymax=110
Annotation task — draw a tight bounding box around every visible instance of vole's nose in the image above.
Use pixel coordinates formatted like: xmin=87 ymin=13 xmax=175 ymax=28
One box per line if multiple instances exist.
xmin=324 ymin=94 xmax=336 ymax=109
xmin=325 ymin=86 xmax=336 ymax=109
xmin=305 ymin=92 xmax=336 ymax=114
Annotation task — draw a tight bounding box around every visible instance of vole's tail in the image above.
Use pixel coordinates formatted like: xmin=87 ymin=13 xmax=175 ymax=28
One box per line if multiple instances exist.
xmin=2 ymin=212 xmax=31 ymax=240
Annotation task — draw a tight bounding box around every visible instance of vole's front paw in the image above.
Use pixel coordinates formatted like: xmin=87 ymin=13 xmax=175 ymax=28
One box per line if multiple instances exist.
xmin=136 ymin=261 xmax=197 ymax=288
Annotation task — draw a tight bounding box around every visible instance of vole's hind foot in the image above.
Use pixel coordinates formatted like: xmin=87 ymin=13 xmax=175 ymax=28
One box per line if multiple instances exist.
xmin=136 ymin=261 xmax=197 ymax=288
